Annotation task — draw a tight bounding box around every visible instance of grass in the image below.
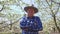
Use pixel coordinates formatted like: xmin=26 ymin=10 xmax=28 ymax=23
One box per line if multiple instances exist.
xmin=0 ymin=33 xmax=11 ymax=34
xmin=0 ymin=32 xmax=21 ymax=34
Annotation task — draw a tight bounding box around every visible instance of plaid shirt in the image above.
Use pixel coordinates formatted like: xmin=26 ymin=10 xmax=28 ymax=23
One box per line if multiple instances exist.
xmin=20 ymin=16 xmax=43 ymax=34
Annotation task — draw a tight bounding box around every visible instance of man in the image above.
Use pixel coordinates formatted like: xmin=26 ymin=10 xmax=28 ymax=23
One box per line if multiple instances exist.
xmin=20 ymin=5 xmax=43 ymax=34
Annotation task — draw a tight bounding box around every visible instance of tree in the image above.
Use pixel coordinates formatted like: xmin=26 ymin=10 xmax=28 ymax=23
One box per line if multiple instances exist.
xmin=46 ymin=0 xmax=60 ymax=33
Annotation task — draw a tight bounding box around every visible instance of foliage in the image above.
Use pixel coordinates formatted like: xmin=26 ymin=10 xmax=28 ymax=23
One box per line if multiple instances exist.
xmin=0 ymin=0 xmax=60 ymax=34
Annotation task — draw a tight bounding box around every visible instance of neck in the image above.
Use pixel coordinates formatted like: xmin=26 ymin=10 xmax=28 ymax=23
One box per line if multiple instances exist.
xmin=28 ymin=15 xmax=34 ymax=18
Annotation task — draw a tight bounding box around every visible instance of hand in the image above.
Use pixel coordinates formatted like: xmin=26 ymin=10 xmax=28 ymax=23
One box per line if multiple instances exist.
xmin=39 ymin=28 xmax=43 ymax=31
xmin=23 ymin=28 xmax=28 ymax=31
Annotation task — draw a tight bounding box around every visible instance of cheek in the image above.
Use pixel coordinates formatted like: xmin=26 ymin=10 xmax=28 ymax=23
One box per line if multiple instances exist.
xmin=32 ymin=11 xmax=34 ymax=14
xmin=30 ymin=12 xmax=34 ymax=14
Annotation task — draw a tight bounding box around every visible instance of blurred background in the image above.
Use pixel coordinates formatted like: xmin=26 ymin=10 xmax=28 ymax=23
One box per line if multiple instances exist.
xmin=0 ymin=0 xmax=60 ymax=34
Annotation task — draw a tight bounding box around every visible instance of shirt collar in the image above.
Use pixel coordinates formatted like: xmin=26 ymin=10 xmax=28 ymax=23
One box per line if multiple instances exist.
xmin=27 ymin=16 xmax=35 ymax=19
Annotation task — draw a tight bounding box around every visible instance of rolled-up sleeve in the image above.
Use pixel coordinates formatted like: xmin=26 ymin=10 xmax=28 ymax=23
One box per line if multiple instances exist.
xmin=20 ymin=17 xmax=27 ymax=29
xmin=20 ymin=17 xmax=28 ymax=29
xmin=20 ymin=20 xmax=26 ymax=27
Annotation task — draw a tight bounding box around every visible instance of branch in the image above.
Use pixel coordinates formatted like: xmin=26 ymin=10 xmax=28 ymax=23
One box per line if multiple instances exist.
xmin=45 ymin=0 xmax=52 ymax=11
xmin=46 ymin=0 xmax=50 ymax=6
xmin=51 ymin=0 xmax=60 ymax=15
xmin=57 ymin=18 xmax=60 ymax=21
xmin=55 ymin=5 xmax=60 ymax=15
xmin=51 ymin=0 xmax=60 ymax=5
xmin=1 ymin=18 xmax=21 ymax=28
xmin=0 ymin=5 xmax=4 ymax=12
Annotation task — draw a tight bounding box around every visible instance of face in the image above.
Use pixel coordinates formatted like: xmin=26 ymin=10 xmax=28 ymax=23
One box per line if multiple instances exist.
xmin=27 ymin=8 xmax=35 ymax=17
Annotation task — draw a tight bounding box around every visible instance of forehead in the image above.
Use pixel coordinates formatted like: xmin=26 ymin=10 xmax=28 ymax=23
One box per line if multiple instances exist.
xmin=28 ymin=8 xmax=34 ymax=10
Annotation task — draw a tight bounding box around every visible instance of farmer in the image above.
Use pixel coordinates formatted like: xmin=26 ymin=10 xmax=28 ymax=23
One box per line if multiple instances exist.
xmin=20 ymin=5 xmax=43 ymax=34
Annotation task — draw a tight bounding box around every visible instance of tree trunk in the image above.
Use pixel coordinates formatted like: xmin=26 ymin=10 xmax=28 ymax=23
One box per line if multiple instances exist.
xmin=53 ymin=14 xmax=60 ymax=33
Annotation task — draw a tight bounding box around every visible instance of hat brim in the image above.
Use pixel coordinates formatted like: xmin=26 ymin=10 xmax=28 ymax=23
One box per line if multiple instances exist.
xmin=24 ymin=6 xmax=38 ymax=13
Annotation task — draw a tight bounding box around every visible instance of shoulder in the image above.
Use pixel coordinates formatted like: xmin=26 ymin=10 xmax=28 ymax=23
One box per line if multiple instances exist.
xmin=34 ymin=16 xmax=41 ymax=21
xmin=20 ymin=16 xmax=27 ymax=21
xmin=21 ymin=16 xmax=27 ymax=19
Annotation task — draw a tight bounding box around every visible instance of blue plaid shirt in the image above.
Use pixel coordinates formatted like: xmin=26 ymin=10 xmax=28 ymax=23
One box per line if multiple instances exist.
xmin=20 ymin=16 xmax=43 ymax=34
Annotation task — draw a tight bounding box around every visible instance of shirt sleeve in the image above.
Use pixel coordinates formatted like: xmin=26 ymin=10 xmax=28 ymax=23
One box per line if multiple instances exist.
xmin=32 ymin=16 xmax=43 ymax=31
xmin=37 ymin=17 xmax=43 ymax=31
xmin=20 ymin=17 xmax=28 ymax=29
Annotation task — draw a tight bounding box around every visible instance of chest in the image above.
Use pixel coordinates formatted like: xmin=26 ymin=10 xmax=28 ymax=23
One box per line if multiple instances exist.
xmin=26 ymin=18 xmax=38 ymax=26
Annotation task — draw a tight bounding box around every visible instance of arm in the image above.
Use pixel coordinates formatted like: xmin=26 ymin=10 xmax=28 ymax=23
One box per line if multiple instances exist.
xmin=20 ymin=17 xmax=29 ymax=31
xmin=32 ymin=17 xmax=43 ymax=31
xmin=29 ymin=17 xmax=43 ymax=32
xmin=37 ymin=17 xmax=43 ymax=31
